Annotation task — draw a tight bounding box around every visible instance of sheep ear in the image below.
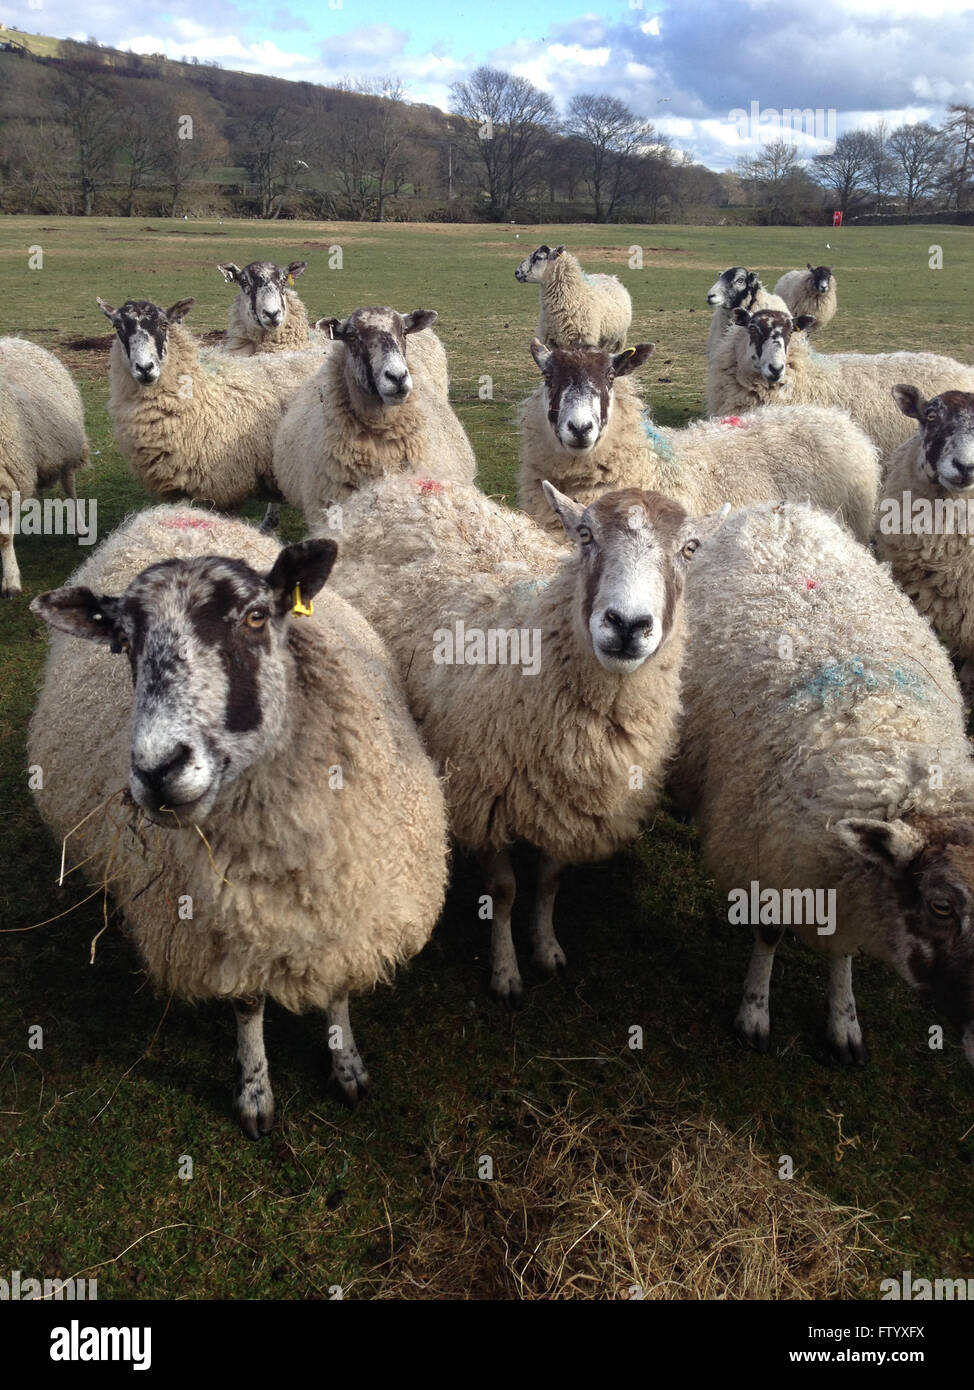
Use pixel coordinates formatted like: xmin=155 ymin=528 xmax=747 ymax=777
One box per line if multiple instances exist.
xmin=541 ymin=480 xmax=585 ymax=538
xmin=30 ymin=587 xmax=124 ymax=646
xmin=675 ymin=504 xmax=730 ymax=564
xmin=266 ymin=539 xmax=338 ymax=615
xmin=317 ymin=316 xmax=347 ymax=341
xmin=552 ymin=245 xmax=566 ymax=257
xmin=746 ymin=271 xmax=759 ymax=289
xmin=834 ymin=818 xmax=924 ymax=870
xmin=96 ymin=297 xmax=118 ymax=322
xmin=285 ymin=261 xmax=307 ymax=280
xmin=165 ymin=298 xmax=195 ymax=323
xmin=731 ymin=308 xmax=751 ymax=327
xmin=893 ymin=384 xmax=926 ymax=419
xmin=403 ymin=309 xmax=437 ymax=335
xmin=611 ymin=344 xmax=653 ymax=376
xmin=530 ymin=338 xmax=552 ymax=371
xmin=793 ymin=314 xmax=816 ymax=332
xmin=218 ymin=263 xmax=242 ymax=284
xmin=535 ymin=245 xmax=550 ymax=256
xmin=807 ymin=262 xmax=814 ymax=271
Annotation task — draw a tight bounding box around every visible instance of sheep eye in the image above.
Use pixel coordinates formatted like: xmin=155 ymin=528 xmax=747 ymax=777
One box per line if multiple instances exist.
xmin=577 ymin=525 xmax=593 ymax=545
xmin=929 ymin=897 xmax=953 ymax=918
xmin=245 ymin=608 xmax=268 ymax=629
xmin=681 ymin=539 xmax=700 ymax=559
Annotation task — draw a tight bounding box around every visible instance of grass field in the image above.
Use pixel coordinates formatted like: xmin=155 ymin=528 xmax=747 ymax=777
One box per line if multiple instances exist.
xmin=1 ymin=217 xmax=973 ymax=1300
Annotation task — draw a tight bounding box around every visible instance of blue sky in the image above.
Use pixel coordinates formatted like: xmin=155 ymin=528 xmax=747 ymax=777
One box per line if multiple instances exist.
xmin=1 ymin=0 xmax=972 ymax=169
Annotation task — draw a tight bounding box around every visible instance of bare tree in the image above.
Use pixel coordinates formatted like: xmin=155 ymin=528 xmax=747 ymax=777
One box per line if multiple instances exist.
xmin=233 ymin=96 xmax=310 ymax=218
xmin=889 ymin=121 xmax=947 ymax=212
xmin=940 ymin=104 xmax=974 ymax=211
xmin=155 ymin=98 xmax=225 ymax=217
xmin=812 ymin=130 xmax=872 ymax=216
xmin=862 ymin=121 xmax=896 ymax=213
xmin=739 ymin=140 xmax=815 ymax=223
xmin=52 ymin=45 xmax=117 ymax=215
xmin=327 ymin=79 xmax=411 ymax=221
xmin=449 ymin=66 xmax=556 ymax=220
xmin=564 ymin=94 xmax=654 ymax=222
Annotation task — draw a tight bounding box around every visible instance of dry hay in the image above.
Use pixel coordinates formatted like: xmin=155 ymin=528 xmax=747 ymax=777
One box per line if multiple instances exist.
xmin=371 ymin=1087 xmax=883 ymax=1300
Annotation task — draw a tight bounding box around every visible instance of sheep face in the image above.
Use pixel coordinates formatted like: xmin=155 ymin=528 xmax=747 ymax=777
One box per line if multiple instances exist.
xmin=97 ymin=297 xmax=195 ymax=386
xmin=530 ymin=339 xmax=654 ymax=452
xmin=807 ymin=263 xmax=833 ymax=295
xmin=893 ymin=387 xmax=974 ymax=491
xmin=835 ymin=816 xmax=974 ymax=1066
xmin=31 ymin=539 xmax=337 ymax=826
xmin=515 ymin=244 xmax=563 ymax=283
xmin=706 ymin=266 xmax=759 ymax=310
xmin=318 ymin=307 xmax=437 ymax=406
xmin=218 ymin=260 xmax=306 ymax=331
xmin=542 ymin=483 xmax=723 ymax=673
xmin=731 ymin=308 xmax=815 ymax=387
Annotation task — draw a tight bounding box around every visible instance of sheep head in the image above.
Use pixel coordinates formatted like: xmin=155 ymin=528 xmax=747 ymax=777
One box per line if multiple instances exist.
xmin=530 ymin=338 xmax=654 ymax=452
xmin=893 ymin=386 xmax=974 ymax=491
xmin=730 ymin=307 xmax=815 ymax=388
xmin=316 ymin=306 xmax=437 ymax=406
xmin=218 ymin=259 xmax=306 ymax=331
xmin=97 ymin=297 xmax=195 ymax=386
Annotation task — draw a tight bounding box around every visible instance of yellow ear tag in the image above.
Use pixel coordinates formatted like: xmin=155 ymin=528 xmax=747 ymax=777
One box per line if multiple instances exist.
xmin=291 ymin=583 xmax=314 ymax=617
xmin=286 ymin=274 xmax=294 ymax=287
xmin=623 ymin=348 xmax=636 ymax=358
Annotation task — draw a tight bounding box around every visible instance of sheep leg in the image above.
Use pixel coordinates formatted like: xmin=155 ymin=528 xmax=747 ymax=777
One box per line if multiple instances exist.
xmin=826 ymin=955 xmax=869 ymax=1066
xmin=480 ymin=848 xmax=522 ymax=1008
xmin=327 ymin=995 xmax=370 ymax=1105
xmin=232 ymin=995 xmax=274 ymax=1140
xmin=530 ymin=852 xmax=566 ymax=976
xmin=0 ymin=516 xmax=21 ymax=597
xmin=734 ymin=927 xmax=781 ymax=1053
xmin=258 ymin=503 xmax=280 ymax=534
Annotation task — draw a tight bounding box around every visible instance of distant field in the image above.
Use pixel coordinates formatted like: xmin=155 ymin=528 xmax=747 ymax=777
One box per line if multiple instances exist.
xmin=1 ymin=217 xmax=973 ymax=1300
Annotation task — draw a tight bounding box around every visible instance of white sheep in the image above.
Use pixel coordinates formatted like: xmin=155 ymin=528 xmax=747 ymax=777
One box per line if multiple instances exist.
xmin=518 ymin=341 xmax=880 ymax=544
xmin=97 ymin=296 xmax=324 ymax=519
xmin=705 ymin=266 xmax=788 ymax=360
xmin=876 ymin=386 xmax=974 ymax=693
xmin=323 ymin=475 xmax=725 ymax=1006
xmin=0 ymin=337 xmax=89 ymax=596
xmin=675 ymin=500 xmax=974 ymax=1068
xmin=28 ymin=505 xmax=449 ymax=1137
xmin=218 ymin=259 xmax=319 ymax=356
xmin=773 ymin=263 xmax=837 ymax=332
xmin=706 ymin=306 xmax=974 ymax=457
xmin=515 ymin=244 xmax=632 ymax=351
xmin=273 ymin=307 xmax=476 ymax=524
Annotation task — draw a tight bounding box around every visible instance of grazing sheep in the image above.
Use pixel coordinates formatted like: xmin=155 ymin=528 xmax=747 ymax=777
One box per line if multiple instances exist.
xmin=0 ymin=337 xmax=89 ymax=596
xmin=273 ymin=307 xmax=476 ymax=524
xmin=705 ymin=267 xmax=788 ymax=360
xmin=518 ymin=341 xmax=879 ymax=545
xmin=323 ymin=475 xmax=724 ymax=1006
xmin=877 ymin=387 xmax=974 ymax=693
xmin=28 ymin=505 xmax=449 ymax=1137
xmin=515 ymin=244 xmax=632 ymax=351
xmin=98 ymin=296 xmax=323 ymax=515
xmin=773 ymin=264 xmax=837 ymax=332
xmin=706 ymin=306 xmax=974 ymax=457
xmin=218 ymin=259 xmax=319 ymax=356
xmin=675 ymin=501 xmax=974 ymax=1067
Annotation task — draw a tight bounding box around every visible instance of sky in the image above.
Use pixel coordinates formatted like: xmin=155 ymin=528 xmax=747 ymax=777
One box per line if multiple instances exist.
xmin=2 ymin=0 xmax=973 ymax=169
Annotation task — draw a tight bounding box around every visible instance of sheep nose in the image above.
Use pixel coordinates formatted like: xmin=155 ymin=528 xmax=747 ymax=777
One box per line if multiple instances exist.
xmin=132 ymin=743 xmax=193 ymax=805
xmin=953 ymin=460 xmax=974 ymax=485
xmin=604 ymin=609 xmax=653 ymax=641
xmin=265 ymin=309 xmax=282 ymax=325
xmin=767 ymin=364 xmax=783 ymax=380
xmin=567 ymin=419 xmax=594 ymax=441
xmin=384 ymin=368 xmax=409 ymax=391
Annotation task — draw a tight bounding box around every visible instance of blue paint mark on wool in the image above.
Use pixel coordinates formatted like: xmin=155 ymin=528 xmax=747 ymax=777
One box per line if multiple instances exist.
xmin=791 ymin=658 xmax=929 ymax=708
xmin=510 ymin=577 xmax=550 ymax=602
xmin=641 ymin=412 xmax=675 ymax=460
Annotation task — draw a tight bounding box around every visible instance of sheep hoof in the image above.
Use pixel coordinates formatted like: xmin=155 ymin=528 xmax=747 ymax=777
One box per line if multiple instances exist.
xmin=1 ymin=581 xmax=20 ymax=599
xmin=330 ymin=1058 xmax=370 ymax=1108
xmin=828 ymin=1034 xmax=870 ymax=1067
xmin=236 ymin=1099 xmax=275 ymax=1141
xmin=532 ymin=941 xmax=567 ymax=977
xmin=734 ymin=1018 xmax=771 ymax=1053
xmin=490 ymin=974 xmax=524 ymax=1011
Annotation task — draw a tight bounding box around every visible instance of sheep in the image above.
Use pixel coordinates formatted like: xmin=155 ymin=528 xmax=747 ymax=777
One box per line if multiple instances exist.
xmin=876 ymin=387 xmax=974 ymax=694
xmin=773 ymin=263 xmax=837 ymax=332
xmin=273 ymin=307 xmax=476 ymax=524
xmin=515 ymin=244 xmax=632 ymax=351
xmin=518 ymin=340 xmax=880 ymax=545
xmin=218 ymin=259 xmax=318 ymax=356
xmin=706 ymin=306 xmax=974 ymax=458
xmin=321 ymin=475 xmax=725 ymax=1006
xmin=705 ymin=266 xmax=788 ymax=360
xmin=674 ymin=500 xmax=974 ymax=1068
xmin=97 ymin=296 xmax=324 ymax=526
xmin=0 ymin=337 xmax=89 ymax=596
xmin=28 ymin=504 xmax=449 ymax=1137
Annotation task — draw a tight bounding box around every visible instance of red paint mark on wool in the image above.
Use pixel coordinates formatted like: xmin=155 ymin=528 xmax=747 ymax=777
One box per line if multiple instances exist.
xmin=804 ymin=578 xmax=818 ymax=589
xmin=161 ymin=516 xmax=216 ymax=530
xmin=720 ymin=416 xmax=745 ymax=427
xmin=415 ymin=478 xmax=445 ymax=493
